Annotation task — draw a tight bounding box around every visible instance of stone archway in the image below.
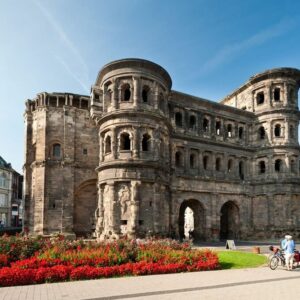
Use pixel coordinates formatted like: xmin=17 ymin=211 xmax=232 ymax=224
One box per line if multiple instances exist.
xmin=178 ymin=199 xmax=205 ymax=241
xmin=220 ymin=201 xmax=240 ymax=240
xmin=73 ymin=180 xmax=97 ymax=237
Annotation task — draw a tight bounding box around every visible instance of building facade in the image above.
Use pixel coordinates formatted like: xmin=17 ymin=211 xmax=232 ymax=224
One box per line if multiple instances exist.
xmin=0 ymin=156 xmax=23 ymax=227
xmin=23 ymin=59 xmax=300 ymax=240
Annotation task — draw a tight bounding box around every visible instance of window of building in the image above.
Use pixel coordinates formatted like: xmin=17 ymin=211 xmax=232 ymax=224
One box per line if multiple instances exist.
xmin=122 ymin=84 xmax=131 ymax=101
xmin=175 ymin=151 xmax=183 ymax=167
xmin=227 ymin=124 xmax=233 ymax=138
xmin=203 ymin=156 xmax=208 ymax=170
xmin=52 ymin=143 xmax=61 ymax=158
xmin=239 ymin=161 xmax=244 ymax=180
xmin=241 ymin=106 xmax=247 ymax=111
xmin=290 ymin=125 xmax=295 ymax=138
xmin=120 ymin=133 xmax=131 ymax=150
xmin=239 ymin=127 xmax=244 ymax=139
xmin=216 ymin=121 xmax=221 ymax=135
xmin=259 ymin=161 xmax=266 ymax=174
xmin=142 ymin=86 xmax=149 ymax=103
xmin=291 ymin=160 xmax=296 ymax=173
xmin=0 ymin=194 xmax=7 ymax=207
xmin=105 ymin=136 xmax=112 ymax=154
xmin=274 ymin=124 xmax=281 ymax=137
xmin=275 ymin=159 xmax=282 ymax=172
xmin=228 ymin=159 xmax=233 ymax=173
xmin=289 ymin=88 xmax=295 ymax=102
xmin=142 ymin=134 xmax=151 ymax=151
xmin=175 ymin=112 xmax=183 ymax=127
xmin=190 ymin=154 xmax=195 ymax=168
xmin=189 ymin=115 xmax=196 ymax=129
xmin=274 ymin=88 xmax=280 ymax=101
xmin=216 ymin=157 xmax=221 ymax=171
xmin=256 ymin=92 xmax=265 ymax=105
xmin=203 ymin=118 xmax=209 ymax=132
xmin=259 ymin=126 xmax=265 ymax=140
xmin=159 ymin=93 xmax=164 ymax=111
xmin=0 ymin=174 xmax=7 ymax=188
xmin=83 ymin=148 xmax=88 ymax=155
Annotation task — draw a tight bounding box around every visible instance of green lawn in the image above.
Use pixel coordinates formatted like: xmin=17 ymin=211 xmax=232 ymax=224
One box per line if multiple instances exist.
xmin=218 ymin=251 xmax=267 ymax=269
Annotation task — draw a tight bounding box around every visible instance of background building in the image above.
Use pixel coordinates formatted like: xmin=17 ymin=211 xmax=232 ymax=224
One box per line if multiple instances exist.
xmin=0 ymin=156 xmax=23 ymax=227
xmin=23 ymin=59 xmax=300 ymax=240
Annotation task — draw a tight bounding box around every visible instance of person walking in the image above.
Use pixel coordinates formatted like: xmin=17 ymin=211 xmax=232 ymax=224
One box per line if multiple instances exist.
xmin=283 ymin=235 xmax=295 ymax=271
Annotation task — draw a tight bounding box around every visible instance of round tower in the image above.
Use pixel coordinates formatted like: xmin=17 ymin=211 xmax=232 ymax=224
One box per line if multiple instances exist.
xmin=91 ymin=59 xmax=172 ymax=239
xmin=249 ymin=68 xmax=300 ymax=182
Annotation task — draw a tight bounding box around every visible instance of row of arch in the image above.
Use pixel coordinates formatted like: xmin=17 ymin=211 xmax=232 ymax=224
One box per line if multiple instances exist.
xmin=258 ymin=123 xmax=295 ymax=140
xmin=175 ymin=150 xmax=245 ymax=179
xmin=179 ymin=199 xmax=239 ymax=240
xmin=174 ymin=111 xmax=246 ymax=140
xmin=104 ymin=132 xmax=152 ymax=153
xmin=255 ymin=86 xmax=296 ymax=106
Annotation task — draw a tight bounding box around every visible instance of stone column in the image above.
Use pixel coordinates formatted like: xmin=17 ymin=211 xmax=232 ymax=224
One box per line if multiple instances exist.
xmin=133 ymin=76 xmax=140 ymax=108
xmin=210 ymin=193 xmax=219 ymax=241
xmin=198 ymin=151 xmax=203 ymax=176
xmin=184 ymin=147 xmax=189 ymax=173
xmin=267 ymin=155 xmax=273 ymax=177
xmin=111 ymin=127 xmax=117 ymax=159
xmin=129 ymin=181 xmax=140 ymax=237
xmin=64 ymin=94 xmax=68 ymax=106
xmin=152 ymin=183 xmax=160 ymax=233
xmin=251 ymin=91 xmax=255 ymax=112
xmin=103 ymin=85 xmax=107 ymax=112
xmin=283 ymin=82 xmax=288 ymax=106
xmin=154 ymin=83 xmax=159 ymax=109
xmin=99 ymin=132 xmax=103 ymax=162
xmin=112 ymin=79 xmax=119 ymax=109
xmin=133 ymin=127 xmax=139 ymax=159
xmin=266 ymin=84 xmax=272 ymax=106
xmin=107 ymin=181 xmax=119 ymax=235
xmin=95 ymin=184 xmax=104 ymax=237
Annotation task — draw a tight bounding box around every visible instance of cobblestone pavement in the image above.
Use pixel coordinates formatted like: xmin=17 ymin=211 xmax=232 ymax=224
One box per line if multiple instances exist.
xmin=1 ymin=266 xmax=300 ymax=300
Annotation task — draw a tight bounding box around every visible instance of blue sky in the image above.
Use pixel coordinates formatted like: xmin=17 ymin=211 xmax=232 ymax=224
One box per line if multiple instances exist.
xmin=1 ymin=0 xmax=300 ymax=172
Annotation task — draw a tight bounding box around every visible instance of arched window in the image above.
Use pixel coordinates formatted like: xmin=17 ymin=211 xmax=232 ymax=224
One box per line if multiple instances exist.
xmin=275 ymin=159 xmax=282 ymax=172
xmin=239 ymin=161 xmax=244 ymax=180
xmin=175 ymin=112 xmax=183 ymax=127
xmin=203 ymin=118 xmax=209 ymax=132
xmin=216 ymin=157 xmax=221 ymax=171
xmin=259 ymin=126 xmax=265 ymax=140
xmin=256 ymin=92 xmax=265 ymax=105
xmin=203 ymin=156 xmax=209 ymax=170
xmin=238 ymin=127 xmax=244 ymax=139
xmin=175 ymin=152 xmax=183 ymax=167
xmin=142 ymin=134 xmax=151 ymax=151
xmin=289 ymin=88 xmax=295 ymax=102
xmin=189 ymin=115 xmax=196 ymax=129
xmin=290 ymin=125 xmax=294 ymax=138
xmin=274 ymin=124 xmax=281 ymax=137
xmin=158 ymin=93 xmax=164 ymax=111
xmin=291 ymin=160 xmax=296 ymax=173
xmin=227 ymin=124 xmax=233 ymax=138
xmin=105 ymin=136 xmax=111 ymax=154
xmin=216 ymin=121 xmax=221 ymax=135
xmin=190 ymin=154 xmax=195 ymax=168
xmin=259 ymin=161 xmax=266 ymax=174
xmin=142 ymin=86 xmax=149 ymax=103
xmin=274 ymin=88 xmax=280 ymax=101
xmin=120 ymin=133 xmax=131 ymax=150
xmin=122 ymin=84 xmax=131 ymax=101
xmin=52 ymin=143 xmax=61 ymax=158
xmin=227 ymin=159 xmax=233 ymax=173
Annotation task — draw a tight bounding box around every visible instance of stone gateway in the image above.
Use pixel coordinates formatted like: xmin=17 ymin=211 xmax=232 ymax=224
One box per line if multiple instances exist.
xmin=23 ymin=58 xmax=300 ymax=241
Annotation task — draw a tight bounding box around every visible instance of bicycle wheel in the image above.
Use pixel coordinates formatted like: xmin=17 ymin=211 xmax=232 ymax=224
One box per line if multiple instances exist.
xmin=269 ymin=256 xmax=279 ymax=270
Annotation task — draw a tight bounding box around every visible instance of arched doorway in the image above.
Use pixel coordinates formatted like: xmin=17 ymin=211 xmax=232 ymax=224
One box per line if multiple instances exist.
xmin=73 ymin=180 xmax=97 ymax=237
xmin=220 ymin=201 xmax=239 ymax=240
xmin=178 ymin=199 xmax=205 ymax=241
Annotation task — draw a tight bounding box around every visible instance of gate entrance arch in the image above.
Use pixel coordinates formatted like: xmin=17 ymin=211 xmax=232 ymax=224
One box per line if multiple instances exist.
xmin=178 ymin=199 xmax=205 ymax=241
xmin=73 ymin=180 xmax=97 ymax=237
xmin=220 ymin=201 xmax=239 ymax=240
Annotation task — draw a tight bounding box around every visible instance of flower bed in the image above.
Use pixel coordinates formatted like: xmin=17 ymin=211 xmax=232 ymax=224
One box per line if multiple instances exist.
xmin=0 ymin=236 xmax=219 ymax=286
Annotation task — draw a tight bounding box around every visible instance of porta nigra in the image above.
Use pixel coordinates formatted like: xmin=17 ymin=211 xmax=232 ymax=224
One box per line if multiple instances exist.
xmin=23 ymin=58 xmax=300 ymax=241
